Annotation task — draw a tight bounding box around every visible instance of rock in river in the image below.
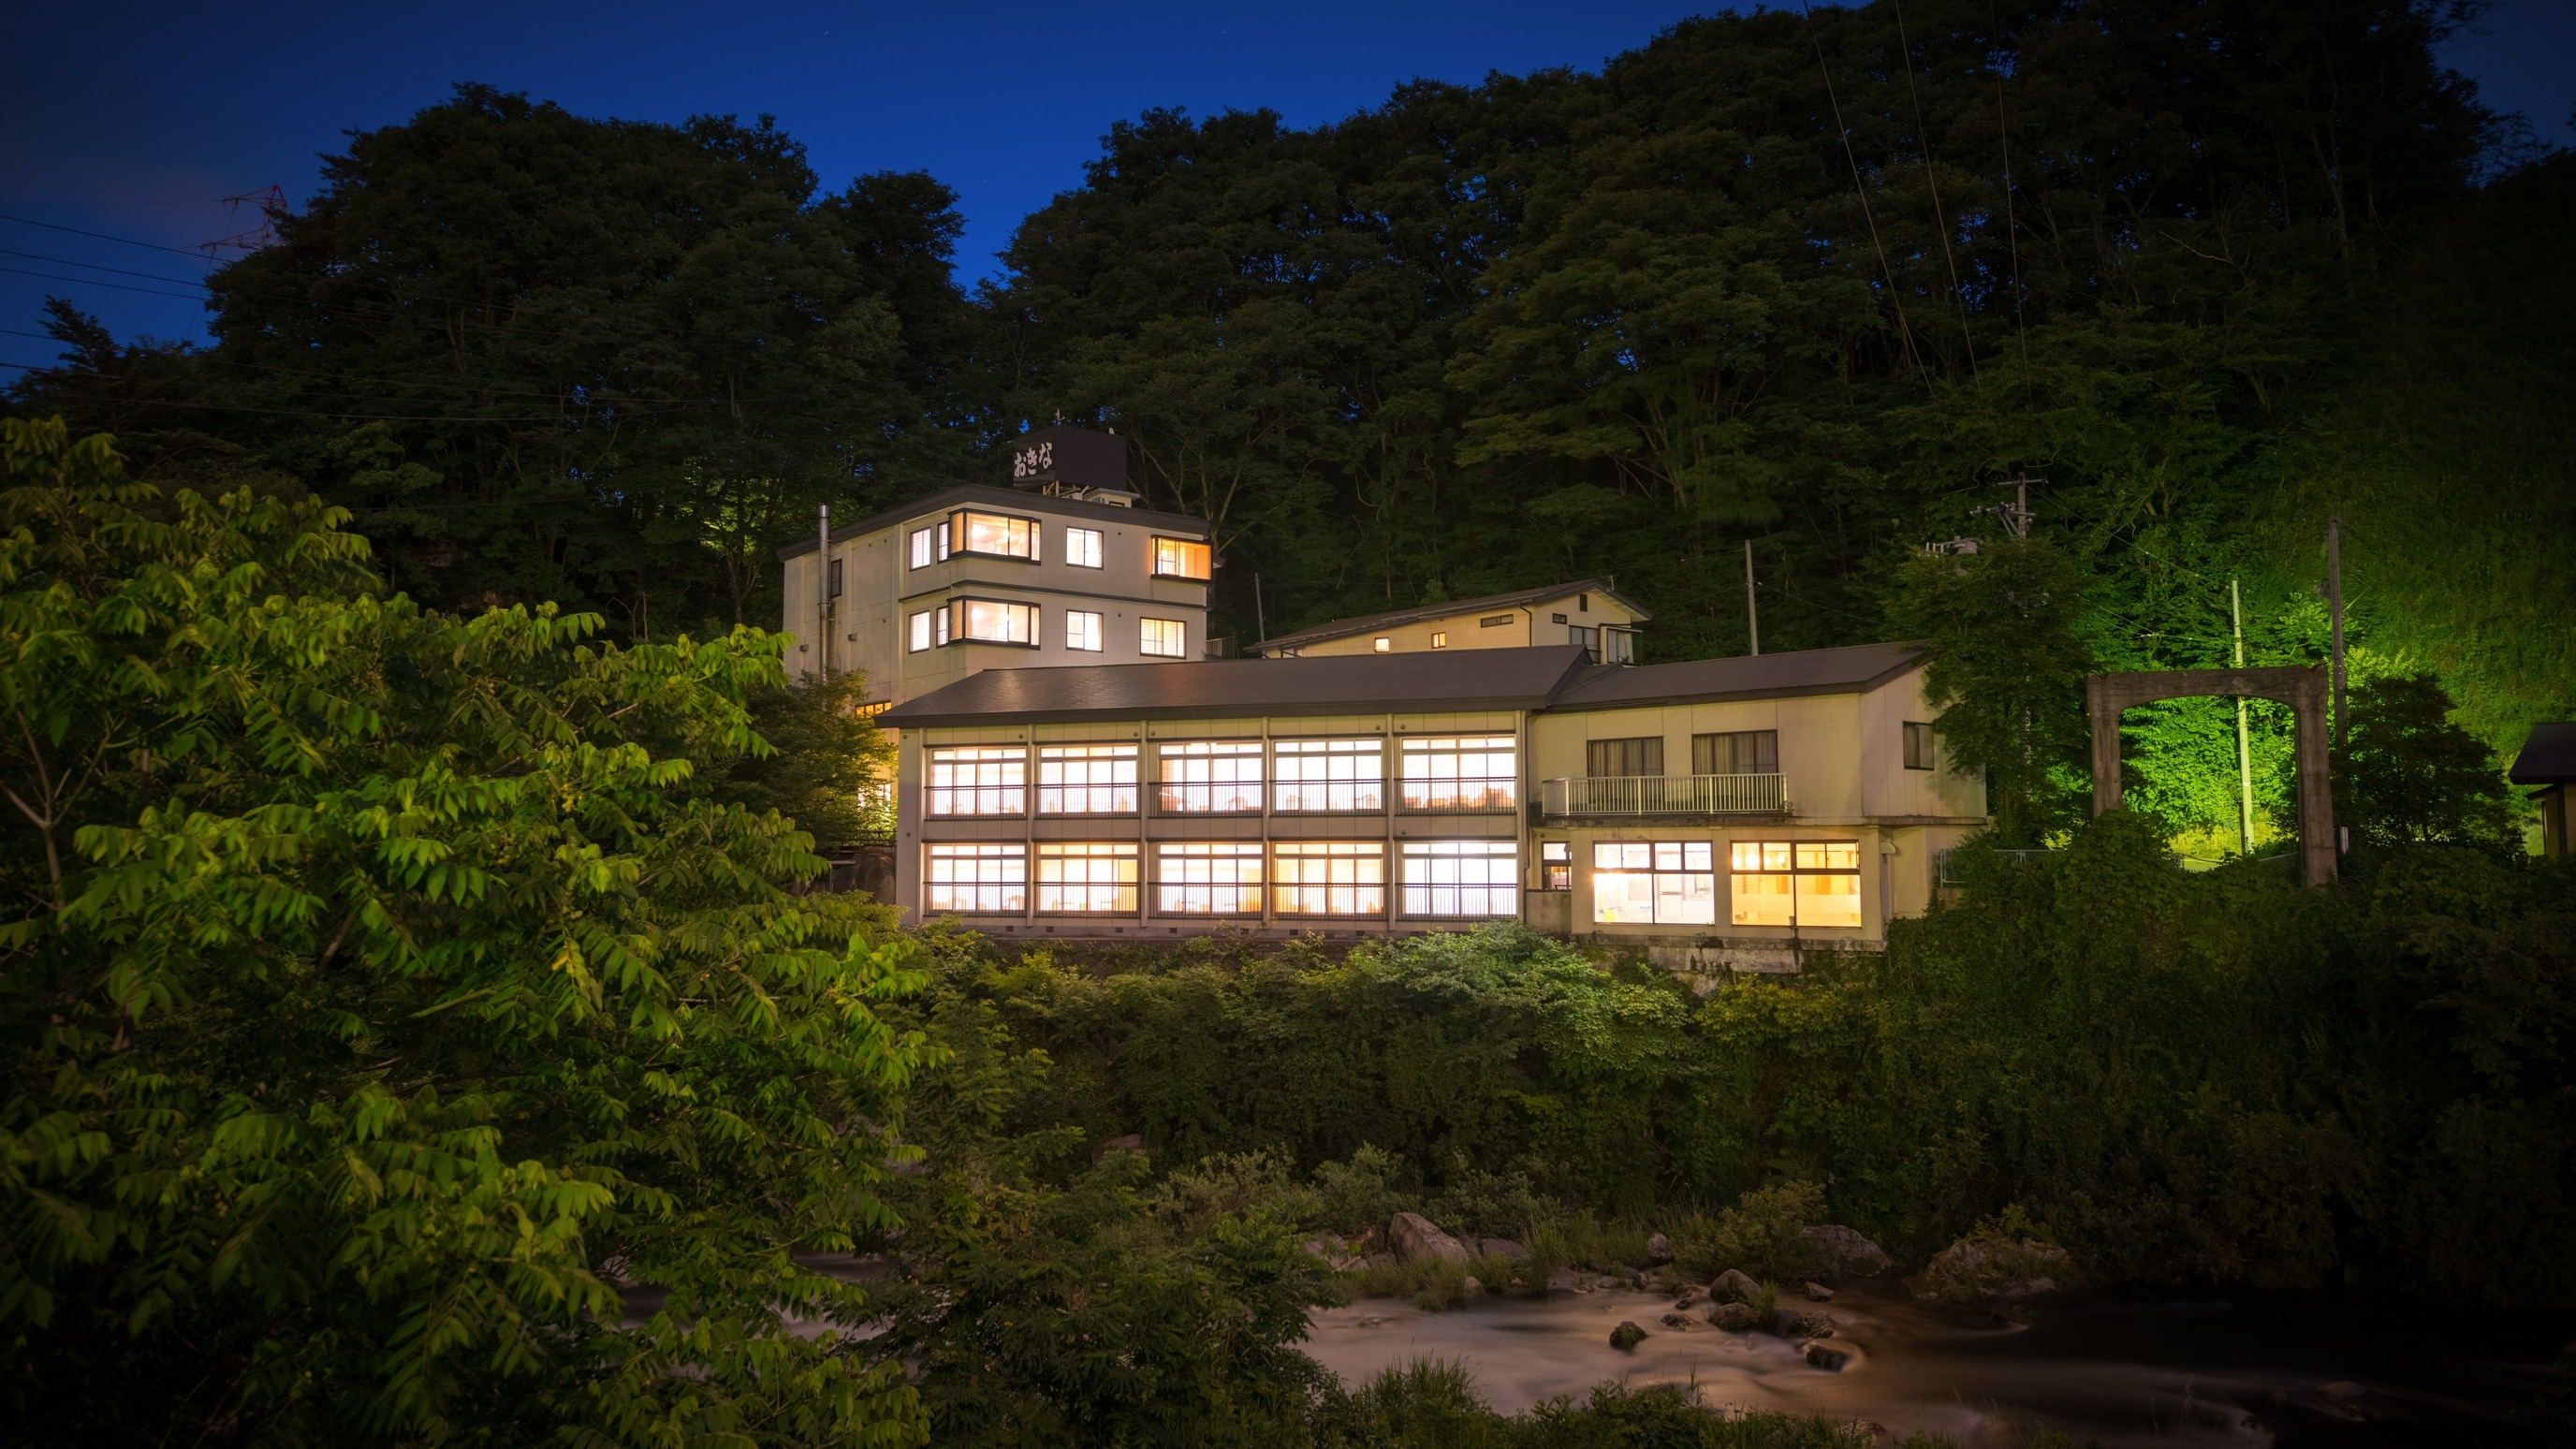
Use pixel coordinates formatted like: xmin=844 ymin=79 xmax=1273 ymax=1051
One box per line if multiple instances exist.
xmin=1389 ymin=1211 xmax=1471 ymax=1265
xmin=1706 ymin=1301 xmax=1763 ymax=1331
xmin=1609 ymin=1320 xmax=1648 ymax=1352
xmin=1711 ymin=1267 xmax=1762 ymax=1303
xmin=1798 ymin=1224 xmax=1893 ymax=1277
xmin=1805 ymin=1341 xmax=1852 ymax=1371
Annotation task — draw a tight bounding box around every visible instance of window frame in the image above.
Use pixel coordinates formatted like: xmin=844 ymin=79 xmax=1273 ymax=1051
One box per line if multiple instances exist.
xmin=1138 ymin=617 xmax=1188 ymax=658
xmin=1066 ymin=609 xmax=1104 ymax=651
xmin=1272 ymin=738 xmax=1385 ymax=813
xmin=1588 ymin=736 xmax=1665 ymax=778
xmin=948 ymin=596 xmax=1040 ymax=649
xmin=907 ymin=609 xmax=933 ymax=652
xmin=1035 ymin=743 xmax=1138 ymax=816
xmin=1692 ymin=730 xmax=1779 ymax=776
xmin=1539 ymin=840 xmax=1573 ymax=892
xmin=926 ymin=745 xmax=1026 ymax=817
xmin=948 ymin=509 xmax=1042 ymax=564
xmin=1153 ymin=842 xmax=1265 ymax=915
xmin=1151 ymin=535 xmax=1212 ymax=580
xmin=1155 ymin=739 xmax=1265 ymax=814
xmin=1035 ymin=842 xmax=1139 ymax=914
xmin=1903 ymin=722 xmax=1937 ymax=770
xmin=1065 ymin=526 xmax=1105 ymax=569
xmin=1590 ymin=840 xmax=1717 ymax=925
xmin=1272 ymin=841 xmax=1386 ymax=917
xmin=1728 ymin=839 xmax=1864 ymax=929
xmin=1401 ymin=840 xmax=1517 ymax=918
xmin=925 ymin=842 xmax=1027 ymax=915
xmin=1399 ymin=735 xmax=1518 ymax=812
xmin=909 ymin=526 xmax=935 ymax=569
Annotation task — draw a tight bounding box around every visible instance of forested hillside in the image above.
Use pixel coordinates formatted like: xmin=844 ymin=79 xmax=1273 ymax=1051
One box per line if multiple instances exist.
xmin=10 ymin=0 xmax=2571 ymax=846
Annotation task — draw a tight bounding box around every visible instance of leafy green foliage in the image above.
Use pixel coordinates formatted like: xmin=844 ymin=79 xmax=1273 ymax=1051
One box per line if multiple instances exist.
xmin=709 ymin=666 xmax=898 ymax=856
xmin=2336 ymin=674 xmax=2518 ymax=846
xmin=0 ymin=420 xmax=932 ymax=1443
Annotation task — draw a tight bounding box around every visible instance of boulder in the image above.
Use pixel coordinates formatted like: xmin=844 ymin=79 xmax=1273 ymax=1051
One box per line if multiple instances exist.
xmin=1301 ymin=1234 xmax=1364 ymax=1271
xmin=1545 ymin=1266 xmax=1587 ymax=1295
xmin=1706 ymin=1301 xmax=1763 ymax=1332
xmin=1388 ymin=1212 xmax=1471 ymax=1266
xmin=1646 ymin=1232 xmax=1675 ymax=1263
xmin=1093 ymin=1133 xmax=1149 ymax=1162
xmin=1476 ymin=1237 xmax=1530 ymax=1263
xmin=1805 ymin=1342 xmax=1852 ymax=1371
xmin=1773 ymin=1308 xmax=1835 ymax=1339
xmin=1660 ymin=1311 xmax=1695 ymax=1329
xmin=1803 ymin=1281 xmax=1836 ymax=1301
xmin=1609 ymin=1320 xmax=1648 ymax=1352
xmin=1912 ymin=1236 xmax=2077 ymax=1304
xmin=1673 ymin=1286 xmax=1705 ymax=1310
xmin=1621 ymin=1266 xmax=1645 ymax=1288
xmin=1710 ymin=1268 xmax=1762 ymax=1304
xmin=1797 ymin=1224 xmax=1892 ymax=1278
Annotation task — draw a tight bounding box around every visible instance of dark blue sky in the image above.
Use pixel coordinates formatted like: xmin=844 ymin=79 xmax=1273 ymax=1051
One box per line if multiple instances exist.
xmin=5 ymin=0 xmax=2570 ymax=359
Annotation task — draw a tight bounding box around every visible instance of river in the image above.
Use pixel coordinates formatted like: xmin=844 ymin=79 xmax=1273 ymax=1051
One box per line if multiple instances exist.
xmin=1301 ymin=1279 xmax=2568 ymax=1445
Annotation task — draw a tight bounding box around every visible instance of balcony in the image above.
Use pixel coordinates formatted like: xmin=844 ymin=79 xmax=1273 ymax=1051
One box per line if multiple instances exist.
xmin=1540 ymin=773 xmax=1789 ymax=819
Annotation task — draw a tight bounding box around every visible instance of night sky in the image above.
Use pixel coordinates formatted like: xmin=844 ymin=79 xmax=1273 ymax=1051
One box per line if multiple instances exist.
xmin=5 ymin=0 xmax=2572 ymax=359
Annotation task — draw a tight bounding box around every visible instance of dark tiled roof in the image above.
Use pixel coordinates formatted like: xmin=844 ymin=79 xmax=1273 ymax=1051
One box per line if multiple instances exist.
xmin=778 ymin=485 xmax=1208 ymax=560
xmin=2510 ymin=722 xmax=2576 ymax=783
xmin=1544 ymin=641 xmax=1930 ymax=711
xmin=878 ymin=645 xmax=1595 ymax=727
xmin=1255 ymin=579 xmax=1650 ymax=651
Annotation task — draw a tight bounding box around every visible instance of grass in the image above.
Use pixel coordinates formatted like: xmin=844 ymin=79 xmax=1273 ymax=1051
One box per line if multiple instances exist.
xmin=1335 ymin=1253 xmax=1538 ymax=1310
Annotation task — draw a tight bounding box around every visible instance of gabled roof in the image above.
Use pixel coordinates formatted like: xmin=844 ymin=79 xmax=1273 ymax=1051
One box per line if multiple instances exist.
xmin=2510 ymin=723 xmax=2576 ymax=784
xmin=778 ymin=485 xmax=1208 ymax=561
xmin=878 ymin=646 xmax=1595 ymax=727
xmin=1254 ymin=579 xmax=1649 ymax=651
xmin=1544 ymin=641 xmax=1931 ymax=711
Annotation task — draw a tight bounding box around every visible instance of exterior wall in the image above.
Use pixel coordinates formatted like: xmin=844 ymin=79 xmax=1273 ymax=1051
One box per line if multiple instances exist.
xmin=783 ymin=502 xmax=1210 ymax=705
xmin=1283 ymin=591 xmax=1645 ymax=657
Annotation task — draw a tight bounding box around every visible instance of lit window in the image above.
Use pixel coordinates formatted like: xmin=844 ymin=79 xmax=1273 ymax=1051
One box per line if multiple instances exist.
xmin=1403 ymin=841 xmax=1516 ymax=917
xmin=1431 ymin=632 xmax=1448 ymax=649
xmin=1693 ymin=730 xmax=1778 ymax=775
xmin=1401 ymin=735 xmax=1516 ymax=811
xmin=1155 ymin=842 xmax=1263 ymax=914
xmin=952 ymin=510 xmax=1040 ymax=561
xmin=1152 ymin=536 xmax=1211 ymax=579
xmin=926 ymin=842 xmax=1025 ymax=914
xmin=1373 ymin=637 xmax=1392 ymax=652
xmin=1273 ymin=842 xmax=1384 ymax=916
xmin=936 ymin=608 xmax=951 ymax=646
xmin=951 ymin=598 xmax=1037 ymax=646
xmin=1065 ymin=609 xmax=1103 ymax=651
xmin=1037 ymin=842 xmax=1137 ymax=913
xmin=927 ymin=746 xmax=1024 ymax=816
xmin=1592 ymin=841 xmax=1716 ymax=925
xmin=1140 ymin=617 xmax=1187 ymax=658
xmin=1274 ymin=739 xmax=1383 ymax=812
xmin=908 ymin=610 xmax=933 ymax=652
xmin=1729 ymin=840 xmax=1863 ymax=929
xmin=909 ymin=527 xmax=934 ymax=569
xmin=1903 ymin=722 xmax=1937 ymax=770
xmin=1541 ymin=840 xmax=1573 ymax=892
xmin=1037 ymin=744 xmax=1137 ymax=814
xmin=1157 ymin=740 xmax=1263 ymax=812
xmin=1066 ymin=527 xmax=1104 ymax=568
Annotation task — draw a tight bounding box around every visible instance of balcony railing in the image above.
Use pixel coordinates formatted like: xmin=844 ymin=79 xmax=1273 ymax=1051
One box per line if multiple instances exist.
xmin=1540 ymin=773 xmax=1789 ymax=817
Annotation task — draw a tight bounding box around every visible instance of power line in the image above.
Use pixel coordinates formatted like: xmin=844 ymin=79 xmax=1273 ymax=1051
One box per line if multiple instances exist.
xmin=0 ymin=247 xmax=211 ymax=288
xmin=0 ymin=265 xmax=207 ymax=301
xmin=0 ymin=212 xmax=221 ymax=260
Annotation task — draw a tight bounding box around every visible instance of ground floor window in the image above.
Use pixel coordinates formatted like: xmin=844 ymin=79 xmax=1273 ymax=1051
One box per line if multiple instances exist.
xmin=1274 ymin=842 xmax=1385 ymax=915
xmin=1402 ymin=841 xmax=1516 ymax=916
xmin=1155 ymin=842 xmax=1263 ymax=914
xmin=1591 ymin=841 xmax=1715 ymax=924
xmin=926 ymin=842 xmax=1026 ymax=914
xmin=1729 ymin=841 xmax=1863 ymax=928
xmin=1036 ymin=842 xmax=1138 ymax=913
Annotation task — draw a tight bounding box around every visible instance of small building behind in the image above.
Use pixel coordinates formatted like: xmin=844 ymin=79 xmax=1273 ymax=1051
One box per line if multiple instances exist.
xmin=2510 ymin=722 xmax=2576 ymax=858
xmin=1255 ymin=581 xmax=1648 ymax=665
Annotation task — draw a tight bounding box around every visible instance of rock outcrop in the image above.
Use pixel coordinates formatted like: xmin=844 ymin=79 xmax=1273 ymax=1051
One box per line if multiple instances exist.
xmin=1609 ymin=1320 xmax=1647 ymax=1351
xmin=1710 ymin=1267 xmax=1762 ymax=1304
xmin=1802 ymin=1281 xmax=1836 ymax=1301
xmin=1706 ymin=1301 xmax=1762 ymax=1331
xmin=1646 ymin=1232 xmax=1674 ymax=1263
xmin=1797 ymin=1224 xmax=1893 ymax=1277
xmin=1912 ymin=1234 xmax=2076 ymax=1303
xmin=1388 ymin=1212 xmax=1471 ymax=1265
xmin=1805 ymin=1342 xmax=1852 ymax=1371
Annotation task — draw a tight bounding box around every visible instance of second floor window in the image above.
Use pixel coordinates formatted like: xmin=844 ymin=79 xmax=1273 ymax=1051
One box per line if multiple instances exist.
xmin=953 ymin=510 xmax=1040 ymax=561
xmin=1066 ymin=610 xmax=1103 ymax=651
xmin=927 ymin=746 xmax=1023 ymax=816
xmin=1037 ymin=744 xmax=1136 ymax=814
xmin=910 ymin=526 xmax=936 ymax=568
xmin=1693 ymin=730 xmax=1778 ymax=775
xmin=1139 ymin=617 xmax=1187 ymax=658
xmin=1152 ymin=536 xmax=1211 ymax=579
xmin=1066 ymin=527 xmax=1104 ymax=568
xmin=907 ymin=609 xmax=934 ymax=651
xmin=1274 ymin=739 xmax=1383 ymax=812
xmin=1158 ymin=740 xmax=1263 ymax=812
xmin=1588 ymin=736 xmax=1664 ymax=777
xmin=1401 ymin=735 xmax=1516 ymax=810
xmin=952 ymin=598 xmax=1037 ymax=646
xmin=1903 ymin=722 xmax=1937 ymax=770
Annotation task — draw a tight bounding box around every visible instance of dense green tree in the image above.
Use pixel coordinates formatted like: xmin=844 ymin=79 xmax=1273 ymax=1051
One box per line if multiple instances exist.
xmin=0 ymin=420 xmax=930 ymax=1443
xmin=2337 ymin=673 xmax=2518 ymax=846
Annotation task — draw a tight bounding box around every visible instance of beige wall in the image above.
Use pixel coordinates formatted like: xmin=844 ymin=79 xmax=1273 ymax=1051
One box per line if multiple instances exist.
xmin=1284 ymin=590 xmax=1645 ymax=656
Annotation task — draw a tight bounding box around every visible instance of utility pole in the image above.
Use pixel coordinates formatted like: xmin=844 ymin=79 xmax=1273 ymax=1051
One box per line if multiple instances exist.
xmin=1253 ymin=573 xmax=1266 ymax=647
xmin=1743 ymin=540 xmax=1761 ymax=656
xmin=2325 ymin=514 xmax=2345 ymax=751
xmin=2232 ymin=578 xmax=2254 ymax=856
xmin=816 ymin=504 xmax=831 ymax=678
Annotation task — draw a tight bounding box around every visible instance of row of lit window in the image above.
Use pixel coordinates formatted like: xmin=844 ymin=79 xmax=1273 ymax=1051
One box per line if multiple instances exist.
xmin=925 ymin=737 xmax=1518 ymax=816
xmin=926 ymin=840 xmax=1514 ymax=916
xmin=906 ymin=510 xmax=1210 ymax=580
xmin=923 ymin=836 xmax=1866 ymax=929
xmin=908 ymin=600 xmax=1188 ymax=657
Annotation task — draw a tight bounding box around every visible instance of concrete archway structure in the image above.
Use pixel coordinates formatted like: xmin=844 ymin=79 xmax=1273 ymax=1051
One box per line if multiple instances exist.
xmin=2086 ymin=666 xmax=2335 ymax=886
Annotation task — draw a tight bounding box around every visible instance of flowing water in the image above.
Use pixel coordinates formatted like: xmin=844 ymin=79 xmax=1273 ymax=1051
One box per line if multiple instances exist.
xmin=1302 ymin=1280 xmax=2568 ymax=1445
